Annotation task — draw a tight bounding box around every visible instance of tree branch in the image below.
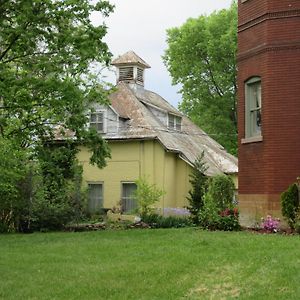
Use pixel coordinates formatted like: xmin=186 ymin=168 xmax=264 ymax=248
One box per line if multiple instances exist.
xmin=203 ymin=57 xmax=224 ymax=97
xmin=0 ymin=21 xmax=31 ymax=61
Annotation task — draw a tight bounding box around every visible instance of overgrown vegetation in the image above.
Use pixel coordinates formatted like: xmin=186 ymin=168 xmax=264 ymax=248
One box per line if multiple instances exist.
xmin=0 ymin=142 xmax=88 ymax=233
xmin=0 ymin=1 xmax=114 ymax=232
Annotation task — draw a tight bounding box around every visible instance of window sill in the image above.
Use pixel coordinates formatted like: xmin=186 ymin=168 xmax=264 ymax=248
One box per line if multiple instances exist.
xmin=241 ymin=135 xmax=263 ymax=144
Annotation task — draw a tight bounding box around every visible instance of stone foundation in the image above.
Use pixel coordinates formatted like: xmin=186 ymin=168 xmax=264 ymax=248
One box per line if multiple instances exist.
xmin=238 ymin=193 xmax=282 ymax=227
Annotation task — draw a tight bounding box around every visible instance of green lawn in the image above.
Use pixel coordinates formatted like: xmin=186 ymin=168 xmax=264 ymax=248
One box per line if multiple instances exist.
xmin=1 ymin=229 xmax=300 ymax=300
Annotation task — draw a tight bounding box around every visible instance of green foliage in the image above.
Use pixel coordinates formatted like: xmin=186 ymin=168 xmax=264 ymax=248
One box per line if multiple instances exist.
xmin=206 ymin=174 xmax=235 ymax=211
xmin=133 ymin=178 xmax=165 ymax=217
xmin=0 ymin=0 xmax=113 ymax=164
xmin=187 ymin=152 xmax=208 ymax=224
xmin=29 ymin=144 xmax=85 ymax=231
xmin=198 ymin=193 xmax=220 ymax=230
xmin=281 ymin=183 xmax=300 ymax=229
xmin=0 ymin=0 xmax=114 ymax=231
xmin=163 ymin=2 xmax=238 ymax=154
xmin=141 ymin=213 xmax=192 ymax=228
xmin=0 ymin=138 xmax=28 ymax=232
xmin=198 ymin=175 xmax=239 ymax=231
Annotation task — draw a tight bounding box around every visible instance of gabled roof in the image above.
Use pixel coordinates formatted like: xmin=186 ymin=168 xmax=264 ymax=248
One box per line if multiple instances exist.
xmin=111 ymin=51 xmax=151 ymax=68
xmin=108 ymin=82 xmax=238 ymax=176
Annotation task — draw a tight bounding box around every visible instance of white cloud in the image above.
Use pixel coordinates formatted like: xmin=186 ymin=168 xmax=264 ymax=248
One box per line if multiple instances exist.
xmin=92 ymin=0 xmax=233 ymax=107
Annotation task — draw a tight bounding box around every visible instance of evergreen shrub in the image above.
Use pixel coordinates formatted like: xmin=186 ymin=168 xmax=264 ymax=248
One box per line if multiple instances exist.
xmin=281 ymin=183 xmax=300 ymax=229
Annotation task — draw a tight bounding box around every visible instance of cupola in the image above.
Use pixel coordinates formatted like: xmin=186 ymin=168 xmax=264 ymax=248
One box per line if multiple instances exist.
xmin=111 ymin=50 xmax=151 ymax=86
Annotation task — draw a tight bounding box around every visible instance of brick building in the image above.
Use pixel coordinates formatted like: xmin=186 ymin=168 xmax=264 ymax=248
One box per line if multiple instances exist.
xmin=237 ymin=0 xmax=300 ymax=225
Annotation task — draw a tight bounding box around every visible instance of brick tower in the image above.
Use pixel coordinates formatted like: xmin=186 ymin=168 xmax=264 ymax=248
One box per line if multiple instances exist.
xmin=237 ymin=0 xmax=300 ymax=225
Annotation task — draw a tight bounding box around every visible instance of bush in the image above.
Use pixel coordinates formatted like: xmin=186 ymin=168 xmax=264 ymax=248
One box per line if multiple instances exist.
xmin=206 ymin=174 xmax=235 ymax=211
xmin=0 ymin=139 xmax=28 ymax=232
xmin=187 ymin=152 xmax=208 ymax=224
xmin=29 ymin=144 xmax=86 ymax=231
xmin=133 ymin=178 xmax=165 ymax=217
xmin=281 ymin=183 xmax=300 ymax=230
xmin=141 ymin=213 xmax=192 ymax=228
xmin=198 ymin=175 xmax=240 ymax=231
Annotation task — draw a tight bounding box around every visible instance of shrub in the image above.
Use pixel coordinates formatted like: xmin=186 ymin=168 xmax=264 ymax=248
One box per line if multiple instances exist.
xmin=141 ymin=213 xmax=192 ymax=228
xmin=198 ymin=175 xmax=240 ymax=231
xmin=0 ymin=139 xmax=28 ymax=232
xmin=281 ymin=183 xmax=300 ymax=229
xmin=187 ymin=152 xmax=208 ymax=224
xmin=133 ymin=178 xmax=165 ymax=217
xmin=29 ymin=144 xmax=85 ymax=231
xmin=206 ymin=174 xmax=235 ymax=211
xmin=294 ymin=219 xmax=300 ymax=234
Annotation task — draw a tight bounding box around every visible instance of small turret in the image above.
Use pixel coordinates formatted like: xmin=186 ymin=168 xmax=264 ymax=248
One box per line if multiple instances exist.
xmin=111 ymin=50 xmax=151 ymax=86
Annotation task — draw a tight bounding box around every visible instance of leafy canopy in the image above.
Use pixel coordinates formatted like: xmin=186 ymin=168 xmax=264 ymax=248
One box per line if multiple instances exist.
xmin=163 ymin=1 xmax=237 ymax=154
xmin=0 ymin=0 xmax=114 ymax=167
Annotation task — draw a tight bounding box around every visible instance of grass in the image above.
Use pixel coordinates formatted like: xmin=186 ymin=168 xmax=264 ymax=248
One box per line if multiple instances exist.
xmin=1 ymin=228 xmax=300 ymax=300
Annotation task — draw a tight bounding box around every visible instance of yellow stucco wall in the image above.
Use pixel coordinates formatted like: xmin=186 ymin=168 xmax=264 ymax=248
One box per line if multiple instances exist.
xmin=77 ymin=139 xmax=238 ymax=211
xmin=77 ymin=139 xmax=192 ymax=210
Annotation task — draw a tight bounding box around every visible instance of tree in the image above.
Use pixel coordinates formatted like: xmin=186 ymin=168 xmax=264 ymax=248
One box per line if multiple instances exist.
xmin=133 ymin=178 xmax=165 ymax=217
xmin=186 ymin=152 xmax=208 ymax=224
xmin=0 ymin=138 xmax=28 ymax=232
xmin=0 ymin=0 xmax=113 ymax=167
xmin=163 ymin=2 xmax=237 ymax=155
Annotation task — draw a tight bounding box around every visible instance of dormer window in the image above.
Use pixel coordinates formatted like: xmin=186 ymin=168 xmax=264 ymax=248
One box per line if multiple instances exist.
xmin=90 ymin=111 xmax=105 ymax=133
xmin=168 ymin=113 xmax=182 ymax=131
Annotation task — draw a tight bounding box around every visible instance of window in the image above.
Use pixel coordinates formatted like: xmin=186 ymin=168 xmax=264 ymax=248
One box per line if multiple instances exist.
xmin=245 ymin=77 xmax=262 ymax=139
xmin=168 ymin=114 xmax=182 ymax=131
xmin=137 ymin=67 xmax=144 ymax=83
xmin=119 ymin=66 xmax=134 ymax=82
xmin=90 ymin=111 xmax=104 ymax=132
xmin=121 ymin=182 xmax=137 ymax=213
xmin=88 ymin=183 xmax=103 ymax=213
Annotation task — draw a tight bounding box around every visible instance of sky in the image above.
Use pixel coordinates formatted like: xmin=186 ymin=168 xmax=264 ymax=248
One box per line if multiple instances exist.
xmin=91 ymin=0 xmax=233 ymax=108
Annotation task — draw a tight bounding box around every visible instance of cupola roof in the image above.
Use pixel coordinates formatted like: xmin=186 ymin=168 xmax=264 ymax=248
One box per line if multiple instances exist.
xmin=111 ymin=50 xmax=151 ymax=68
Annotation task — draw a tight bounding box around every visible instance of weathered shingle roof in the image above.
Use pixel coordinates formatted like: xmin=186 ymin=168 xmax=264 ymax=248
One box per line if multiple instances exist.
xmin=108 ymin=82 xmax=238 ymax=176
xmin=111 ymin=50 xmax=151 ymax=68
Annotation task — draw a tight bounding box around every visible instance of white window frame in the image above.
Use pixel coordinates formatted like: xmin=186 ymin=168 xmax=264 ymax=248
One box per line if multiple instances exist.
xmin=243 ymin=77 xmax=262 ymax=143
xmin=168 ymin=113 xmax=182 ymax=131
xmin=89 ymin=110 xmax=106 ymax=133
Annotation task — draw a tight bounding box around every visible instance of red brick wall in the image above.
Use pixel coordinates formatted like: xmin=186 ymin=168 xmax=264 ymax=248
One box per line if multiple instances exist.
xmin=238 ymin=0 xmax=300 ymax=197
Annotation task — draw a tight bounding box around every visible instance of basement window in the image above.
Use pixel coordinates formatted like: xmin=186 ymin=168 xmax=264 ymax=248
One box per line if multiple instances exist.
xmin=244 ymin=77 xmax=262 ymax=140
xmin=168 ymin=113 xmax=182 ymax=131
xmin=90 ymin=111 xmax=105 ymax=133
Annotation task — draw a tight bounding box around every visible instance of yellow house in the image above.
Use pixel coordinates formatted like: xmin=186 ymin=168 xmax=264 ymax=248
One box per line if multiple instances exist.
xmin=78 ymin=51 xmax=238 ymax=214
